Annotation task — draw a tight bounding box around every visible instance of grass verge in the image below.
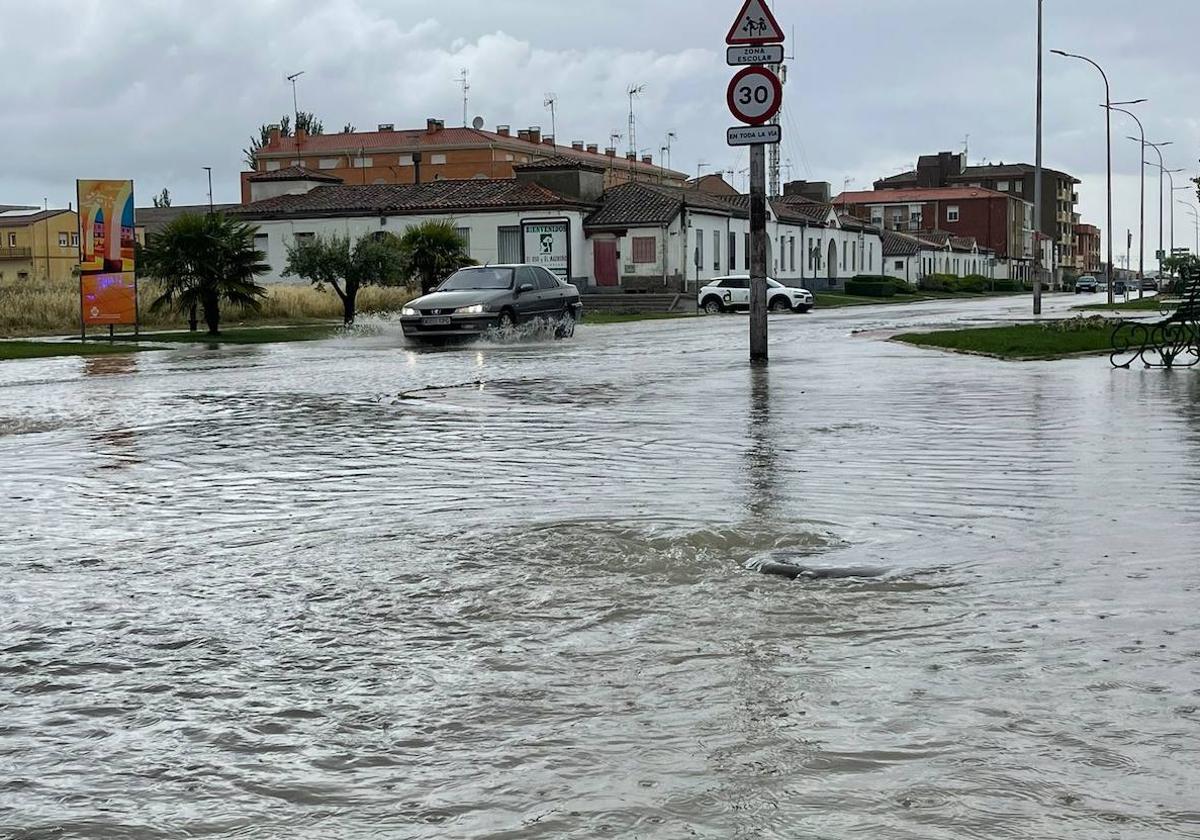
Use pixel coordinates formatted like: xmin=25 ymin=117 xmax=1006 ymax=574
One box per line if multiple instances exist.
xmin=0 ymin=341 xmax=156 ymax=361
xmin=1074 ymin=296 xmax=1169 ymax=312
xmin=97 ymin=325 xmax=345 ymax=345
xmin=816 ymin=290 xmax=1025 ymax=309
xmin=894 ymin=317 xmax=1120 ymax=360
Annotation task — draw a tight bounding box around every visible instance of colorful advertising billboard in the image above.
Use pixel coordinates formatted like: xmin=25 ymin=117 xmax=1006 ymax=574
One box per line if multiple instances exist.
xmin=77 ymin=180 xmax=137 ymax=328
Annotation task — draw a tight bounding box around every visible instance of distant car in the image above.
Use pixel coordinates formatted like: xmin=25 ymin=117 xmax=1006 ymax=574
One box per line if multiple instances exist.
xmin=699 ymin=277 xmax=814 ymax=314
xmin=400 ymin=265 xmax=582 ymax=341
xmin=1112 ymin=279 xmax=1128 ymax=296
xmin=1075 ymin=275 xmax=1099 ymax=294
xmin=1140 ymin=277 xmax=1159 ymax=292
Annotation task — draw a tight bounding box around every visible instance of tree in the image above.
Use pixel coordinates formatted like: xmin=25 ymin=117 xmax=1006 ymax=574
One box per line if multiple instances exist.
xmin=295 ymin=112 xmax=323 ymax=136
xmin=396 ymin=221 xmax=476 ymax=294
xmin=284 ymin=232 xmax=406 ymax=325
xmin=141 ymin=213 xmax=269 ymax=335
xmin=152 ymin=188 xmax=172 ymax=208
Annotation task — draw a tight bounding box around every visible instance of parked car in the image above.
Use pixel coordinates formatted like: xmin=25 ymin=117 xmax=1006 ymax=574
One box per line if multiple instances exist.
xmin=699 ymin=277 xmax=814 ymax=314
xmin=1140 ymin=277 xmax=1160 ymax=292
xmin=1075 ymin=275 xmax=1100 ymax=294
xmin=400 ymin=265 xmax=582 ymax=341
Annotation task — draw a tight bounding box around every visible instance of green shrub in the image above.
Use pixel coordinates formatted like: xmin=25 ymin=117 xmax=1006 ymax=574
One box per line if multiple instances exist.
xmin=850 ymin=275 xmax=916 ymax=295
xmin=918 ymin=274 xmax=958 ymax=292
xmin=957 ymin=275 xmax=989 ymax=293
xmin=844 ymin=279 xmax=897 ymax=298
xmin=990 ymin=279 xmax=1021 ymax=292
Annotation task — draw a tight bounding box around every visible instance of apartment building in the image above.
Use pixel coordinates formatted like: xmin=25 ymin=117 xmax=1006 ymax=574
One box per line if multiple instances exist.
xmin=0 ymin=208 xmax=80 ymax=283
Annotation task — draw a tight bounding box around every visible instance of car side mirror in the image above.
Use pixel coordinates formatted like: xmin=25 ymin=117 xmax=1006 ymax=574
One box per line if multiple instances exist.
xmin=518 ymin=283 xmax=535 ymax=294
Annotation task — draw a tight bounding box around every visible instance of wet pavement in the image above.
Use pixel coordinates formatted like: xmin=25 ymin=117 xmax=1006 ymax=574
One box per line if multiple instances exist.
xmin=2 ymin=294 xmax=1199 ymax=839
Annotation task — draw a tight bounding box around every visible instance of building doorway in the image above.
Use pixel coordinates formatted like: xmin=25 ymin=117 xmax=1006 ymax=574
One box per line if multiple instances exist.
xmin=828 ymin=240 xmax=838 ymax=283
xmin=593 ymin=240 xmax=619 ymax=287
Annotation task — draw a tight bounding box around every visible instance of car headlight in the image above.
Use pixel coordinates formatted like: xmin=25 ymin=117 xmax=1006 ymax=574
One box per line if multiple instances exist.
xmin=401 ymin=306 xmax=419 ymax=316
xmin=459 ymin=304 xmax=486 ymax=315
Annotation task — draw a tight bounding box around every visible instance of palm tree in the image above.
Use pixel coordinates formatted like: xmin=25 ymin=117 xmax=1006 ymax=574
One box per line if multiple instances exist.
xmin=141 ymin=213 xmax=269 ymax=335
xmin=396 ymin=221 xmax=475 ymax=294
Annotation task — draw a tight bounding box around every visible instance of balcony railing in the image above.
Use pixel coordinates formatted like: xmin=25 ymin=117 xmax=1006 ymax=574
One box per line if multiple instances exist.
xmin=0 ymin=246 xmax=33 ymax=259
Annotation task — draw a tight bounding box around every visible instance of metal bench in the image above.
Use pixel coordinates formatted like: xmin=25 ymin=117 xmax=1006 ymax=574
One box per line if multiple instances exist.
xmin=1110 ymin=268 xmax=1200 ymax=369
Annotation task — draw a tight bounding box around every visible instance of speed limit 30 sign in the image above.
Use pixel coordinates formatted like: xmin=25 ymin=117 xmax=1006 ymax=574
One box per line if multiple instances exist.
xmin=727 ymin=65 xmax=782 ymax=125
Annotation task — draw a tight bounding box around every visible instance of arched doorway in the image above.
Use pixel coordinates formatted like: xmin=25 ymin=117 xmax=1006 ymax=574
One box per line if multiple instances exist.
xmin=828 ymin=240 xmax=838 ymax=283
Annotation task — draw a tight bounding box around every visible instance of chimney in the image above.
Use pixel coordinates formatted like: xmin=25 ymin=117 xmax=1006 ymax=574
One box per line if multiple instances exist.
xmin=626 ymin=152 xmax=637 ymax=161
xmin=496 ymin=125 xmax=510 ymax=137
xmin=642 ymin=155 xmax=653 ymax=165
xmin=605 ymin=147 xmax=616 ymax=157
xmin=571 ymin=141 xmax=585 ymax=151
xmin=518 ymin=129 xmax=531 ymax=141
xmin=542 ymin=135 xmax=556 ymax=147
xmin=267 ymin=124 xmax=282 ymax=145
xmin=528 ymin=126 xmax=541 ymax=144
xmin=587 ymin=144 xmax=599 ymax=154
xmin=426 ymin=118 xmax=444 ymax=134
xmin=377 ymin=123 xmax=394 ymax=132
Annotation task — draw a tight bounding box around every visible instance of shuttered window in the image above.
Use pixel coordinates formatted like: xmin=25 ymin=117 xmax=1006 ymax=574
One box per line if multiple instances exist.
xmin=631 ymin=236 xmax=656 ymax=264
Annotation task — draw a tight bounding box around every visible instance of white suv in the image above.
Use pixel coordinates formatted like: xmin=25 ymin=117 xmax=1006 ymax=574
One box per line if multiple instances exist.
xmin=698 ymin=277 xmax=814 ymax=315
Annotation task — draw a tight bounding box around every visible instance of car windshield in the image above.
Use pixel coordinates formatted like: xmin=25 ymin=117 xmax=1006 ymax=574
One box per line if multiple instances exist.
xmin=438 ymin=268 xmax=514 ymax=291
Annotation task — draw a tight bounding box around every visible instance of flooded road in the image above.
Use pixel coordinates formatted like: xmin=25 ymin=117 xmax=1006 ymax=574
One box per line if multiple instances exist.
xmin=3 ymin=295 xmax=1199 ymax=839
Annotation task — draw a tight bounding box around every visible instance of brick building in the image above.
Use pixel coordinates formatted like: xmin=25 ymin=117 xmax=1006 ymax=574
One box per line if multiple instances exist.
xmin=241 ymin=119 xmax=687 ymax=203
xmin=1074 ymin=223 xmax=1102 ymax=274
xmin=833 ymin=186 xmax=1033 ymax=276
xmin=875 ymin=151 xmax=1078 ymax=275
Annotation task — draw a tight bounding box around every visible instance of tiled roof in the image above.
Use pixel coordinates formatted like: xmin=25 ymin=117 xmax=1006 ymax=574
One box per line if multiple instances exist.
xmin=835 ymin=186 xmax=1012 ymax=204
xmin=0 ymin=209 xmax=74 ymax=227
xmin=772 ymin=200 xmax=833 ymax=225
xmin=950 ymin=236 xmax=978 ymax=251
xmin=258 ymin=126 xmax=687 ymax=179
xmin=514 ymin=155 xmax=605 ymax=173
xmin=234 ymin=179 xmax=594 ymax=219
xmin=584 ymin=182 xmax=683 ymax=229
xmin=135 ymin=204 xmax=240 ymax=235
xmin=879 ymin=162 xmax=1079 ymax=185
xmin=881 ymin=229 xmax=943 ymax=257
xmin=247 ymin=166 xmax=344 ymax=183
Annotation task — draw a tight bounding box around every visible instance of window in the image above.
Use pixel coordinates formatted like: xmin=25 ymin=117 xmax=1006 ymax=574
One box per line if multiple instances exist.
xmin=254 ymin=233 xmax=269 ymax=258
xmin=398 ymin=154 xmax=414 ymax=166
xmin=895 ymin=260 xmax=904 ymax=270
xmin=696 ymin=231 xmax=704 ymax=271
xmin=455 ymin=227 xmax=471 ymax=256
xmin=352 ymin=157 xmax=373 ymax=168
xmin=947 ymin=206 xmax=960 ymax=223
xmin=1015 ymin=181 xmax=1024 ymax=194
xmin=7 ymin=233 xmax=15 ymax=247
xmin=789 ymin=237 xmax=795 ymax=272
xmin=968 ymin=182 xmax=981 ymax=188
xmin=535 ymin=269 xmax=559 ymax=290
xmin=729 ymin=231 xmax=737 ymax=271
xmin=997 ymin=181 xmax=1009 ymax=192
xmin=266 ymin=161 xmax=282 ymax=172
xmin=632 ymin=236 xmax=656 ymax=264
xmin=430 ymin=154 xmax=447 ymax=165
xmin=498 ymin=226 xmax=521 ymax=263
xmin=841 ymin=242 xmax=846 ymax=270
xmin=851 ymin=241 xmax=857 ymax=271
xmin=58 ymin=232 xmax=69 ymax=248
xmin=294 ymin=232 xmax=315 ymax=245
xmin=720 ymin=278 xmax=749 ymax=289
xmin=713 ymin=230 xmax=720 ymax=271
xmin=808 ymin=237 xmax=816 ymax=270
xmin=744 ymin=233 xmax=749 ymax=270
xmin=70 ymin=232 xmax=79 ymax=247
xmin=318 ymin=158 xmax=339 ymax=170
xmin=871 ymin=213 xmax=883 ymax=228
xmin=868 ymin=242 xmax=873 ymax=268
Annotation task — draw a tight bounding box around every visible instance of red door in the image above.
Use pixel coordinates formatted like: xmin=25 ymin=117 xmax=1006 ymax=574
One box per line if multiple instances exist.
xmin=593 ymin=240 xmax=619 ymax=287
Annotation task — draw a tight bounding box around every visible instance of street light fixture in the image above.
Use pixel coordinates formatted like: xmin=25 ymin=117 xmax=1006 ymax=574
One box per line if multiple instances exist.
xmin=1179 ymin=202 xmax=1199 ymax=261
xmin=1141 ymin=146 xmax=1179 ymax=273
xmin=1052 ymin=49 xmax=1116 ymax=303
xmin=1105 ymin=102 xmax=1147 ymax=296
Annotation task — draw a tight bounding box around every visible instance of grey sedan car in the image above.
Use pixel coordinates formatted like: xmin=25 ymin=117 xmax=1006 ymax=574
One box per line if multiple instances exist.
xmin=400 ymin=265 xmax=583 ymax=341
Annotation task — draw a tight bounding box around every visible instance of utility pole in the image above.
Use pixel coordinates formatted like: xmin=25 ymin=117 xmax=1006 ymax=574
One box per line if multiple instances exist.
xmin=286 ymin=71 xmax=305 ymax=159
xmin=1033 ymin=1 xmax=1043 ymax=314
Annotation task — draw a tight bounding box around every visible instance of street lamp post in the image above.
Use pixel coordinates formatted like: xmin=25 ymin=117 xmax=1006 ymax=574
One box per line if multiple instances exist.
xmin=1141 ymin=141 xmax=1173 ymax=274
xmin=1107 ymin=102 xmax=1147 ymax=296
xmin=1180 ymin=202 xmax=1199 ymax=260
xmin=1033 ymin=0 xmax=1044 ymax=315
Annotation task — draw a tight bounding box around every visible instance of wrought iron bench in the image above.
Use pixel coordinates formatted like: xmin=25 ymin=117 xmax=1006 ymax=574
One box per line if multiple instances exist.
xmin=1111 ymin=268 xmax=1200 ymax=369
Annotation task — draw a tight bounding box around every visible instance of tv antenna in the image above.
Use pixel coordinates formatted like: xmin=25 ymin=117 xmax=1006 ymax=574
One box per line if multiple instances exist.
xmin=286 ymin=70 xmax=305 ymax=153
xmin=456 ymin=68 xmax=470 ymax=127
xmin=627 ymin=84 xmax=645 ymax=159
xmin=662 ymin=131 xmax=677 ymax=173
xmin=544 ymin=93 xmax=558 ymax=141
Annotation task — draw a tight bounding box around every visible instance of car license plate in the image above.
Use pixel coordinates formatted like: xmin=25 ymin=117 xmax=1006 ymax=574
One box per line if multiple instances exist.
xmin=422 ymin=316 xmax=452 ymax=326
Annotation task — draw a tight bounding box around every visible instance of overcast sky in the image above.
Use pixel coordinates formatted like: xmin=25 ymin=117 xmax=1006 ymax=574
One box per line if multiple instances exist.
xmin=3 ymin=0 xmax=1197 ymax=264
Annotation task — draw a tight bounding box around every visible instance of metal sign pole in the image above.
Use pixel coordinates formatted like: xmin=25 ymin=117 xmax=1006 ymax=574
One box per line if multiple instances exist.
xmin=749 ymin=143 xmax=768 ymax=364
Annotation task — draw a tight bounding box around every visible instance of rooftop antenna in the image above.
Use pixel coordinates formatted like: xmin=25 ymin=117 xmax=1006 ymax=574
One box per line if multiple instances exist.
xmin=962 ymin=134 xmax=970 ymax=165
xmin=456 ymin=68 xmax=470 ymax=127
xmin=286 ymin=70 xmax=305 ymax=156
xmin=627 ymin=84 xmax=645 ymax=159
xmin=697 ymin=161 xmax=709 ymax=180
xmin=610 ymin=130 xmax=623 ymax=150
xmin=544 ymin=93 xmax=558 ymax=142
xmin=662 ymin=131 xmax=677 ymax=173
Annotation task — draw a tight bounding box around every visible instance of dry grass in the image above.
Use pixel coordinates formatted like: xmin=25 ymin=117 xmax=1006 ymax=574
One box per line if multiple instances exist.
xmin=0 ymin=277 xmax=416 ymax=337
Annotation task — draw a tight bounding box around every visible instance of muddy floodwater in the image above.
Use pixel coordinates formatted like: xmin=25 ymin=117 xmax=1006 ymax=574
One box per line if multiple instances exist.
xmin=3 ymin=296 xmax=1200 ymax=839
